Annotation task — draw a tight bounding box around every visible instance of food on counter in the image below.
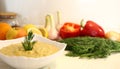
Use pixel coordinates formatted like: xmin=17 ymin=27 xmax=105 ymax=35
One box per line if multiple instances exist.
xmin=0 ymin=31 xmax=59 ymax=58
xmin=105 ymin=31 xmax=120 ymax=42
xmin=23 ymin=24 xmax=41 ymax=35
xmin=39 ymin=28 xmax=48 ymax=38
xmin=27 ymin=27 xmax=42 ymax=36
xmin=58 ymin=20 xmax=105 ymax=39
xmin=58 ymin=19 xmax=120 ymax=59
xmin=59 ymin=22 xmax=81 ymax=39
xmin=56 ymin=11 xmax=62 ymax=31
xmin=23 ymin=24 xmax=37 ymax=31
xmin=60 ymin=36 xmax=120 ymax=58
xmin=6 ymin=27 xmax=27 ymax=39
xmin=23 ymin=24 xmax=48 ymax=37
xmin=6 ymin=28 xmax=17 ymax=39
xmin=0 ymin=22 xmax=12 ymax=40
xmin=45 ymin=14 xmax=59 ymax=40
xmin=80 ymin=20 xmax=105 ymax=38
xmin=1 ymin=11 xmax=120 ymax=59
xmin=15 ymin=27 xmax=27 ymax=38
xmin=0 ymin=22 xmax=49 ymax=40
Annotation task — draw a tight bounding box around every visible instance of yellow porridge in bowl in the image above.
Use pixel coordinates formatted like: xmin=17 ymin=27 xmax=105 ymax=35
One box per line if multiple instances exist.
xmin=0 ymin=41 xmax=59 ymax=58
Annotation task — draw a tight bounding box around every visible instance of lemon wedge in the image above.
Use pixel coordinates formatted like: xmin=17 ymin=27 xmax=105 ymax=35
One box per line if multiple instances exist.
xmin=27 ymin=28 xmax=42 ymax=36
xmin=39 ymin=28 xmax=48 ymax=38
xmin=23 ymin=24 xmax=48 ymax=37
xmin=23 ymin=24 xmax=36 ymax=31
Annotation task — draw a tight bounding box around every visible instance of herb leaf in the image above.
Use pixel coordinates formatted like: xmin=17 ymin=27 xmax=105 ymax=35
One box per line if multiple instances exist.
xmin=60 ymin=36 xmax=120 ymax=59
xmin=22 ymin=31 xmax=36 ymax=51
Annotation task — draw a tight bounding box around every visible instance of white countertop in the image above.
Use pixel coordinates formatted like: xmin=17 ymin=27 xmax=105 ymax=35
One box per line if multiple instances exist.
xmin=1 ymin=51 xmax=120 ymax=69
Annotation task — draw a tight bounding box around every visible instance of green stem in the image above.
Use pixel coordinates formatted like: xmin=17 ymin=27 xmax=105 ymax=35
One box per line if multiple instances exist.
xmin=80 ymin=19 xmax=84 ymax=28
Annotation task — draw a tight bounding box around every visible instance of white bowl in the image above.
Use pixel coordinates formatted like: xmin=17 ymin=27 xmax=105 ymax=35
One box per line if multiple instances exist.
xmin=0 ymin=35 xmax=66 ymax=69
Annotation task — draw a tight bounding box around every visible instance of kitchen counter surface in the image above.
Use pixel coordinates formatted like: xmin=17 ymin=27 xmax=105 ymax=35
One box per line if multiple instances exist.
xmin=0 ymin=51 xmax=120 ymax=69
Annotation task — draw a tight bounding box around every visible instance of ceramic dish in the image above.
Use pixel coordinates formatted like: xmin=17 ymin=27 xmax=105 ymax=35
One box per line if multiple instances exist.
xmin=0 ymin=35 xmax=66 ymax=69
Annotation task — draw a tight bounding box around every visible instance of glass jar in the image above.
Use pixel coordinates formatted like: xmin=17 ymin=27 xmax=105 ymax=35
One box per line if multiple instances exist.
xmin=0 ymin=12 xmax=20 ymax=27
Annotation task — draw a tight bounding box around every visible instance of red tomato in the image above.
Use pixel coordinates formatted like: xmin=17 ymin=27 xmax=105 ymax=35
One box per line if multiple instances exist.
xmin=59 ymin=22 xmax=81 ymax=39
xmin=80 ymin=20 xmax=105 ymax=37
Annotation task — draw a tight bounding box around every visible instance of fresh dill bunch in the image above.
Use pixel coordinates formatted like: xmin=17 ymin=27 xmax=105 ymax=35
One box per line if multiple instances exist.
xmin=22 ymin=31 xmax=36 ymax=51
xmin=60 ymin=36 xmax=120 ymax=59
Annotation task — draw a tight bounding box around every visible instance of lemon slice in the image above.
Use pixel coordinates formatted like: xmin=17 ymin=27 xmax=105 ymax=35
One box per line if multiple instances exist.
xmin=39 ymin=28 xmax=48 ymax=38
xmin=23 ymin=24 xmax=36 ymax=31
xmin=27 ymin=28 xmax=42 ymax=36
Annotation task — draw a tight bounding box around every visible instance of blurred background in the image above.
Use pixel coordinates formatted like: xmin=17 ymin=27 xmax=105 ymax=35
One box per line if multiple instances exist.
xmin=0 ymin=0 xmax=120 ymax=32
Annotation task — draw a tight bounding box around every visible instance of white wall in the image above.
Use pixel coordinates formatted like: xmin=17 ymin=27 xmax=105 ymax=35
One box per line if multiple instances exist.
xmin=4 ymin=0 xmax=47 ymax=25
xmin=2 ymin=0 xmax=120 ymax=32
